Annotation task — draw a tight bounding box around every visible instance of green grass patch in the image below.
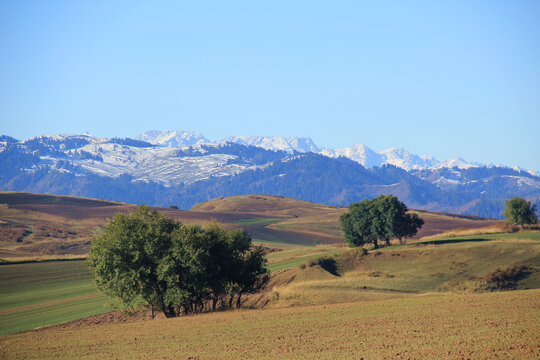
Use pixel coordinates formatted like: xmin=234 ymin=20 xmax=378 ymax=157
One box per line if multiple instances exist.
xmin=267 ymin=248 xmax=345 ymax=272
xmin=0 ymin=260 xmax=115 ymax=336
xmin=417 ymin=231 xmax=540 ymax=244
xmin=231 ymin=217 xmax=282 ymax=226
xmin=271 ymin=236 xmax=540 ymax=306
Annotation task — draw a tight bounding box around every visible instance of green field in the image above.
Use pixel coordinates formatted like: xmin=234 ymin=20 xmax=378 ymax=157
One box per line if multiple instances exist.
xmin=0 ymin=261 xmax=115 ymax=336
xmin=232 ymin=218 xmax=282 ymax=226
xmin=266 ymin=246 xmax=345 ymax=272
xmin=0 ymin=245 xmax=344 ymax=336
xmin=417 ymin=231 xmax=540 ymax=244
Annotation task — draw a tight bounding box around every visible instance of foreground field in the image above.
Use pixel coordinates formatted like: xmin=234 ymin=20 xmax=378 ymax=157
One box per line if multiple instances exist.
xmin=1 ymin=290 xmax=538 ymax=359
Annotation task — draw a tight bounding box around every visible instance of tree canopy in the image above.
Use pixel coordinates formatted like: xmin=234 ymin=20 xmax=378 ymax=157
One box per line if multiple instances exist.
xmin=88 ymin=206 xmax=269 ymax=318
xmin=339 ymin=195 xmax=424 ymax=248
xmin=504 ymin=197 xmax=538 ymax=227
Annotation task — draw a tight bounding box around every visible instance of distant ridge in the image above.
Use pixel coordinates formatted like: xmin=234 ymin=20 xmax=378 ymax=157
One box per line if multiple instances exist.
xmin=131 ymin=129 xmax=533 ymax=173
xmin=1 ymin=131 xmax=539 ymax=219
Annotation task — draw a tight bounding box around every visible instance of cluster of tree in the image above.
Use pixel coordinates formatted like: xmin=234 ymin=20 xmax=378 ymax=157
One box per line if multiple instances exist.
xmin=504 ymin=197 xmax=538 ymax=227
xmin=88 ymin=206 xmax=269 ymax=318
xmin=339 ymin=195 xmax=424 ymax=248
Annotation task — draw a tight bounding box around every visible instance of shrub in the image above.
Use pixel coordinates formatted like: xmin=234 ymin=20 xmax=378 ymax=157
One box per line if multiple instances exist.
xmin=481 ymin=265 xmax=532 ymax=290
xmin=316 ymin=257 xmax=339 ymax=275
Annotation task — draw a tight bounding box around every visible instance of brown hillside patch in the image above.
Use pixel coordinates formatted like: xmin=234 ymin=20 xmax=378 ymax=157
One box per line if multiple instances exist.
xmin=192 ymin=194 xmax=342 ymax=218
xmin=0 ymin=192 xmax=505 ymax=260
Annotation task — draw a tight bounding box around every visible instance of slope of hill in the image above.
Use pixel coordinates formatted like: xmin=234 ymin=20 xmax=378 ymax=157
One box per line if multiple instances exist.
xmin=0 ymin=192 xmax=503 ymax=261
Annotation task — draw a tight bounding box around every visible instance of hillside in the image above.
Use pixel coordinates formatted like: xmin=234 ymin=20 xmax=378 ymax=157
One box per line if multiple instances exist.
xmin=1 ymin=192 xmax=502 ymax=262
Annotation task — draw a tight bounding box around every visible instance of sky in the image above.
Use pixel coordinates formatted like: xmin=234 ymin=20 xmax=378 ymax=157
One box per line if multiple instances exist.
xmin=1 ymin=1 xmax=539 ymax=170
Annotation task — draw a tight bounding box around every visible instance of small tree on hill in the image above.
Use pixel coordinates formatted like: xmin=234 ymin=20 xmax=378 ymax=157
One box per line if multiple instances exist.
xmin=340 ymin=195 xmax=423 ymax=248
xmin=340 ymin=199 xmax=378 ymax=248
xmin=504 ymin=197 xmax=538 ymax=228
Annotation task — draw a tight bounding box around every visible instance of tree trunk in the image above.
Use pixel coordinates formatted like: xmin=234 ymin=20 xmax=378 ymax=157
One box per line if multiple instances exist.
xmin=236 ymin=293 xmax=242 ymax=308
xmin=373 ymin=239 xmax=379 ymax=249
xmin=162 ymin=304 xmax=177 ymax=318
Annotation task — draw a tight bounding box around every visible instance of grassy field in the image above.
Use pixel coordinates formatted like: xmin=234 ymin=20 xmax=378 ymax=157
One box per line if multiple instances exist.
xmin=266 ymin=232 xmax=540 ymax=307
xmin=1 ymin=191 xmax=537 ymax=357
xmin=266 ymin=246 xmax=345 ymax=272
xmin=0 ymin=244 xmax=346 ymax=336
xmin=0 ymin=230 xmax=538 ymax=359
xmin=0 ymin=261 xmax=114 ymax=336
xmin=1 ymin=290 xmax=538 ymax=359
xmin=1 ymin=232 xmax=538 ymax=336
xmin=417 ymin=231 xmax=540 ymax=243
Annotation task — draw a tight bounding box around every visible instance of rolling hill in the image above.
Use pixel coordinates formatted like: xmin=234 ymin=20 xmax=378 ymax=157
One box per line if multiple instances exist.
xmin=1 ymin=192 xmax=502 ymax=262
xmin=0 ymin=191 xmax=538 ymax=358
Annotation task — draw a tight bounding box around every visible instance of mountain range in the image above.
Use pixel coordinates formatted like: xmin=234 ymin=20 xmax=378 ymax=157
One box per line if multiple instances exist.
xmin=1 ymin=130 xmax=539 ymax=219
xmin=136 ymin=130 xmax=524 ymax=172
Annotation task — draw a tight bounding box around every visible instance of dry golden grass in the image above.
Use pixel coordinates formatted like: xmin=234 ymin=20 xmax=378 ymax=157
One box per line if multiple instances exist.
xmin=418 ymin=223 xmax=521 ymax=241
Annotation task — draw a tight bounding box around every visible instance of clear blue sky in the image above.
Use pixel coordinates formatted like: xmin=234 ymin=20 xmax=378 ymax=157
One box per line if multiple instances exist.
xmin=1 ymin=1 xmax=539 ymax=170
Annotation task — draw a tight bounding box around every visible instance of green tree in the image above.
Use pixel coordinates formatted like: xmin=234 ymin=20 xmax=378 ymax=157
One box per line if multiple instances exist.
xmin=504 ymin=197 xmax=538 ymax=227
xmin=88 ymin=206 xmax=182 ymax=318
xmin=340 ymin=196 xmax=423 ymax=248
xmin=88 ymin=206 xmax=269 ymax=318
xmin=340 ymin=199 xmax=378 ymax=248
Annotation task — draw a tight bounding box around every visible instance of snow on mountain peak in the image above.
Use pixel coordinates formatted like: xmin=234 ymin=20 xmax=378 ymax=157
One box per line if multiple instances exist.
xmin=136 ymin=130 xmax=209 ymax=147
xmin=378 ymin=147 xmax=438 ymax=170
xmin=222 ymin=136 xmax=320 ymax=153
xmin=321 ymin=144 xmax=383 ymax=168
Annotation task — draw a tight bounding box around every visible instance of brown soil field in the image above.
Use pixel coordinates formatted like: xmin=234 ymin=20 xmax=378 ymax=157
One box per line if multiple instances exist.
xmin=0 ymin=192 xmax=502 ymax=260
xmin=1 ymin=289 xmax=537 ymax=359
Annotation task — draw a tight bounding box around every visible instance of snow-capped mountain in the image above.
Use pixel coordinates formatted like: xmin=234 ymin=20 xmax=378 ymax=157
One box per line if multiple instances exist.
xmin=136 ymin=130 xmax=209 ymax=147
xmin=1 ymin=131 xmax=539 ymax=219
xmin=136 ymin=130 xmax=481 ymax=171
xmin=378 ymin=147 xmax=439 ymax=171
xmin=320 ymin=144 xmax=384 ymax=168
xmin=222 ymin=136 xmax=320 ymax=153
xmin=8 ymin=134 xmax=266 ymax=186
